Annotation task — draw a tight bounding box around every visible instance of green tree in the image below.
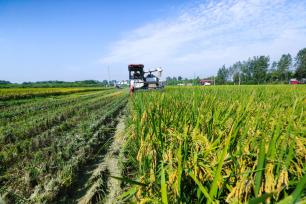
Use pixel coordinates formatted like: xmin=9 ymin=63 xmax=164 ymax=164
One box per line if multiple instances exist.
xmin=295 ymin=48 xmax=306 ymax=80
xmin=240 ymin=59 xmax=253 ymax=84
xmin=0 ymin=80 xmax=11 ymax=84
xmin=216 ymin=65 xmax=229 ymax=84
xmin=252 ymin=56 xmax=269 ymax=84
xmin=102 ymin=80 xmax=108 ymax=85
xmin=268 ymin=61 xmax=279 ymax=82
xmin=277 ymin=54 xmax=292 ymax=82
xmin=229 ymin=61 xmax=242 ymax=84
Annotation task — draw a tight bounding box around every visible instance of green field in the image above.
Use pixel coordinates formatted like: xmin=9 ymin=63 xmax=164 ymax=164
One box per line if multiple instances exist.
xmin=123 ymin=85 xmax=306 ymax=203
xmin=0 ymin=87 xmax=128 ymax=203
xmin=0 ymin=85 xmax=305 ymax=203
xmin=0 ymin=87 xmax=109 ymax=101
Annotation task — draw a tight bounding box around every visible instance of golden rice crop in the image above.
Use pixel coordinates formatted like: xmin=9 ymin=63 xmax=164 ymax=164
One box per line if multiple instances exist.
xmin=123 ymin=85 xmax=306 ymax=203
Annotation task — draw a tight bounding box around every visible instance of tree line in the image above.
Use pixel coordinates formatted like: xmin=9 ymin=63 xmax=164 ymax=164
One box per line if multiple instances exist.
xmin=216 ymin=47 xmax=306 ymax=84
xmin=165 ymin=76 xmax=199 ymax=85
xmin=0 ymin=80 xmax=115 ymax=88
xmin=165 ymin=47 xmax=306 ymax=85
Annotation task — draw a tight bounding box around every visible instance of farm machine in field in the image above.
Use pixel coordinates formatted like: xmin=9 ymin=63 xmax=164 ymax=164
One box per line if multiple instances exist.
xmin=128 ymin=64 xmax=164 ymax=93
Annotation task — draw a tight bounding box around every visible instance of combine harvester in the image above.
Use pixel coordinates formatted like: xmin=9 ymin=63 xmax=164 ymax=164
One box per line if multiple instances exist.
xmin=128 ymin=64 xmax=164 ymax=93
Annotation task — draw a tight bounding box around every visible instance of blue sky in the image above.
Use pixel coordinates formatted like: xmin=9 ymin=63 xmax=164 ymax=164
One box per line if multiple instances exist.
xmin=1 ymin=0 xmax=306 ymax=82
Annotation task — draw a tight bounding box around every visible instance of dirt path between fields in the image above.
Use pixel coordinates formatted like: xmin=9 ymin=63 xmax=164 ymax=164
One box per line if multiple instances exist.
xmin=76 ymin=116 xmax=126 ymax=204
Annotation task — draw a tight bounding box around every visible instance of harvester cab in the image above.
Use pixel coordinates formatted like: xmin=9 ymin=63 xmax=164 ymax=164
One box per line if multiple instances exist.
xmin=128 ymin=64 xmax=164 ymax=92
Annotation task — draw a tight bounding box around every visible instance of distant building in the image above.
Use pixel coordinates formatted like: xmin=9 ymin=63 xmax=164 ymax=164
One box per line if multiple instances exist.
xmin=118 ymin=80 xmax=129 ymax=85
xmin=300 ymin=78 xmax=306 ymax=84
xmin=200 ymin=79 xmax=213 ymax=86
xmin=290 ymin=79 xmax=299 ymax=84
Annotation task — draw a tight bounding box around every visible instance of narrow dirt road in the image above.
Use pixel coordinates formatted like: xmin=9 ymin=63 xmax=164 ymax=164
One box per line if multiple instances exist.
xmin=77 ymin=116 xmax=126 ymax=204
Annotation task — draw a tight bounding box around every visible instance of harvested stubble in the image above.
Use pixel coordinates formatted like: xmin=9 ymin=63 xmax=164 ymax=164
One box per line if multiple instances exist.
xmin=123 ymin=85 xmax=306 ymax=203
xmin=0 ymin=88 xmax=128 ymax=203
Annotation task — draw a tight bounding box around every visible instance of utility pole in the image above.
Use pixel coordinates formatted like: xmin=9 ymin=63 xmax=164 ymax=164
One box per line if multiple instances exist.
xmin=107 ymin=65 xmax=110 ymax=86
xmin=239 ymin=72 xmax=241 ymax=85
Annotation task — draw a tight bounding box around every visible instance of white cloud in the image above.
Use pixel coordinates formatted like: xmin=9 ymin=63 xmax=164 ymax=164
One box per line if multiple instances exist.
xmin=100 ymin=0 xmax=306 ymax=78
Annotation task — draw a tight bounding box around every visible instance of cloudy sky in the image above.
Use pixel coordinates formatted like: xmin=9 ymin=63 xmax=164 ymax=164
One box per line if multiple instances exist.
xmin=1 ymin=0 xmax=306 ymax=82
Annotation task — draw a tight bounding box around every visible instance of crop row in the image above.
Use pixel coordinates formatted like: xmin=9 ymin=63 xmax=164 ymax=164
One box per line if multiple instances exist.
xmin=0 ymin=88 xmax=114 ymax=124
xmin=0 ymin=91 xmax=124 ymax=169
xmin=0 ymin=89 xmax=128 ymax=203
xmin=0 ymin=87 xmax=108 ymax=101
xmin=0 ymin=90 xmax=119 ymax=146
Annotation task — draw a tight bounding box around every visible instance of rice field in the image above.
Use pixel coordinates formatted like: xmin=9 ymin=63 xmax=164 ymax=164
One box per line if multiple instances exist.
xmin=0 ymin=87 xmax=107 ymax=101
xmin=0 ymin=87 xmax=128 ymax=203
xmin=123 ymin=85 xmax=306 ymax=203
xmin=0 ymin=85 xmax=305 ymax=203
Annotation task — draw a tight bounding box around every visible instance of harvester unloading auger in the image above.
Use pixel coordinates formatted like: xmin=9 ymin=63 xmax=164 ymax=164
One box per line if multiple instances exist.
xmin=128 ymin=64 xmax=164 ymax=93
